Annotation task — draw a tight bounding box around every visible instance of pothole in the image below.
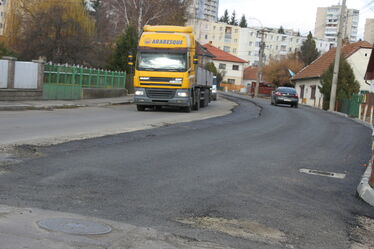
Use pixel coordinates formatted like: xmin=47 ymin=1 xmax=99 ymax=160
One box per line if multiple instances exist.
xmin=37 ymin=218 xmax=112 ymax=235
xmin=176 ymin=216 xmax=286 ymax=245
xmin=299 ymin=168 xmax=346 ymax=179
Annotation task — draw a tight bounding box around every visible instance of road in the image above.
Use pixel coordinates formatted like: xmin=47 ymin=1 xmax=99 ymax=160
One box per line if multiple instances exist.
xmin=0 ymin=94 xmax=373 ymax=249
xmin=0 ymin=98 xmax=234 ymax=146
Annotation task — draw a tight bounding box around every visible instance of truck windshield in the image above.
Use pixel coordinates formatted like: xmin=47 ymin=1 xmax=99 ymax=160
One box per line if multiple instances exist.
xmin=137 ymin=52 xmax=187 ymax=72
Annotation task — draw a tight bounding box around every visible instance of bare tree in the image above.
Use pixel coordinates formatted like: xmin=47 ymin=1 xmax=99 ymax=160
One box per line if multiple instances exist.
xmin=101 ymin=0 xmax=190 ymax=36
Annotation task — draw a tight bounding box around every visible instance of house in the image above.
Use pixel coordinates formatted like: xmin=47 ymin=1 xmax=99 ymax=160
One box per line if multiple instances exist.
xmin=204 ymin=42 xmax=247 ymax=90
xmin=292 ymin=41 xmax=372 ymax=109
xmin=243 ymin=66 xmax=257 ymax=87
xmin=365 ymin=44 xmax=374 ymax=85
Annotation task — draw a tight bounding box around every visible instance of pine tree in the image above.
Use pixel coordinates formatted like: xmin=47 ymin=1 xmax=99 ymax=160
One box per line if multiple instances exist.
xmin=239 ymin=15 xmax=247 ymax=28
xmin=110 ymin=26 xmax=138 ymax=74
xmin=278 ymin=26 xmax=285 ymax=34
xmin=299 ymin=32 xmax=320 ymax=66
xmin=229 ymin=10 xmax=238 ymax=26
xmin=319 ymin=58 xmax=360 ymax=110
xmin=219 ymin=9 xmax=229 ymax=24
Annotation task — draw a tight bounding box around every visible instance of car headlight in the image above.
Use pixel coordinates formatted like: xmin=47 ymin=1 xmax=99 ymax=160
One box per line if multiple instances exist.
xmin=177 ymin=91 xmax=189 ymax=97
xmin=135 ymin=89 xmax=145 ymax=96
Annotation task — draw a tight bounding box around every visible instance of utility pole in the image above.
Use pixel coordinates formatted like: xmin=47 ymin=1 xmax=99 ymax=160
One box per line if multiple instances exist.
xmin=329 ymin=0 xmax=346 ymax=111
xmin=255 ymin=29 xmax=266 ymax=98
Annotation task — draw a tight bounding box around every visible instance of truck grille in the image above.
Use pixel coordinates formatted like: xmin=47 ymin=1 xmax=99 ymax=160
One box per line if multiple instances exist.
xmin=141 ymin=77 xmax=174 ymax=82
xmin=146 ymin=88 xmax=176 ymax=99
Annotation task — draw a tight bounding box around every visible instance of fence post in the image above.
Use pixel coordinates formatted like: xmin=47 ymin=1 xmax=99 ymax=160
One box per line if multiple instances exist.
xmin=79 ymin=66 xmax=83 ymax=87
xmin=111 ymin=71 xmax=114 ymax=88
xmin=32 ymin=58 xmax=45 ymax=90
xmin=88 ymin=68 xmax=92 ymax=88
xmin=2 ymin=56 xmax=17 ymax=89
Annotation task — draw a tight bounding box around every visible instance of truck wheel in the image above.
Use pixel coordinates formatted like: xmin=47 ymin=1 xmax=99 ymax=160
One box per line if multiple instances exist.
xmin=136 ymin=105 xmax=145 ymax=111
xmin=200 ymin=89 xmax=209 ymax=108
xmin=183 ymin=106 xmax=191 ymax=113
xmin=192 ymin=89 xmax=200 ymax=111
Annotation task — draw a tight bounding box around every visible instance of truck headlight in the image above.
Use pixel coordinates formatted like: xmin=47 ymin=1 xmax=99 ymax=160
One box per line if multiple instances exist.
xmin=170 ymin=78 xmax=183 ymax=84
xmin=177 ymin=90 xmax=189 ymax=97
xmin=212 ymin=89 xmax=217 ymax=93
xmin=135 ymin=89 xmax=145 ymax=96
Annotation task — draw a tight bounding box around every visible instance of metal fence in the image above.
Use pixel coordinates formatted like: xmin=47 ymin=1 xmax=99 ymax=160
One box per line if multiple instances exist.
xmin=43 ymin=64 xmax=126 ymax=100
xmin=44 ymin=64 xmax=126 ymax=88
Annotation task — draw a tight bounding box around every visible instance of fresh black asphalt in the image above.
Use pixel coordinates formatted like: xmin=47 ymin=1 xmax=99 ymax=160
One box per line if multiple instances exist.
xmin=0 ymin=95 xmax=373 ymax=249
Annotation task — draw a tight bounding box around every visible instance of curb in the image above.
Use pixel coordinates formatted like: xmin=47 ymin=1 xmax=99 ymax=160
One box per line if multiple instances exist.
xmin=0 ymin=100 xmax=133 ymax=111
xmin=357 ymin=160 xmax=374 ymax=207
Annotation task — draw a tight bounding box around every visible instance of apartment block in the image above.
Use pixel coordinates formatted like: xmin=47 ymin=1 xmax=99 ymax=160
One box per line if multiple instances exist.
xmin=189 ymin=19 xmax=330 ymax=67
xmin=314 ymin=5 xmax=359 ymax=47
xmin=364 ymin=18 xmax=374 ymax=45
xmin=188 ymin=0 xmax=219 ymax=22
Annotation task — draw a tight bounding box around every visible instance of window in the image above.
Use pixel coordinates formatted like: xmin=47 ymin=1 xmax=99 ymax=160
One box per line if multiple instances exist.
xmin=232 ymin=65 xmax=239 ymax=70
xmin=219 ymin=63 xmax=226 ymax=69
xmin=310 ymin=85 xmax=316 ymax=99
xmin=233 ymin=48 xmax=237 ymax=53
xmin=223 ymin=46 xmax=230 ymax=52
xmin=248 ymin=51 xmax=252 ymax=56
xmin=235 ymin=29 xmax=239 ymax=33
xmin=205 ymin=34 xmax=208 ymax=39
xmin=234 ymin=39 xmax=238 ymax=43
xmin=249 ymin=41 xmax=253 ymax=46
xmin=228 ymin=79 xmax=235 ymax=84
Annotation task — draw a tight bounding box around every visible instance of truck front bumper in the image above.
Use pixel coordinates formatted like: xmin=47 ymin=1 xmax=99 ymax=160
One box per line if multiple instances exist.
xmin=134 ymin=96 xmax=192 ymax=107
xmin=134 ymin=88 xmax=192 ymax=107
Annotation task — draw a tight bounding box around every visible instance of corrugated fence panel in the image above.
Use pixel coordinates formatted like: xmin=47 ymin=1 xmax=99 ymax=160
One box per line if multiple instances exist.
xmin=14 ymin=62 xmax=38 ymax=89
xmin=0 ymin=60 xmax=8 ymax=88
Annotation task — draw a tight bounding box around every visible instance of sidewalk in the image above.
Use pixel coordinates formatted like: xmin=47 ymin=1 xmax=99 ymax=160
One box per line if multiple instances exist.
xmin=0 ymin=96 xmax=134 ymax=111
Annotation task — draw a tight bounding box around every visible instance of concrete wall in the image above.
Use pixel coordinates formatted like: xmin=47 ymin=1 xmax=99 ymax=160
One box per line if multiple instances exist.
xmin=0 ymin=59 xmax=8 ymax=88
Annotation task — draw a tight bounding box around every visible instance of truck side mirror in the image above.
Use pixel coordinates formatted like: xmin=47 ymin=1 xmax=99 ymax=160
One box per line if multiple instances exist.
xmin=128 ymin=53 xmax=134 ymax=66
xmin=193 ymin=56 xmax=199 ymax=65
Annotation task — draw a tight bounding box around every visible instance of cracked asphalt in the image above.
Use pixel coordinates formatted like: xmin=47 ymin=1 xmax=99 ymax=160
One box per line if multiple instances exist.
xmin=0 ymin=94 xmax=373 ymax=249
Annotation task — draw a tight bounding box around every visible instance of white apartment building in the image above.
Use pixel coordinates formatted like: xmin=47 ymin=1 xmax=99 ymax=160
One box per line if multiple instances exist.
xmin=314 ymin=5 xmax=359 ymax=47
xmin=188 ymin=19 xmax=330 ymax=67
xmin=364 ymin=18 xmax=374 ymax=45
xmin=0 ymin=0 xmax=7 ymax=36
xmin=188 ymin=0 xmax=219 ymax=22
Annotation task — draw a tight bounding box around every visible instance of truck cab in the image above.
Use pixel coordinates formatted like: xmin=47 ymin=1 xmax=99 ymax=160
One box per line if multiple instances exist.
xmin=133 ymin=25 xmax=212 ymax=112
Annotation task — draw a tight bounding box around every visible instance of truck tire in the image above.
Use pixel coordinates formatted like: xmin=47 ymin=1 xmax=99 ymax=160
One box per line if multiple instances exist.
xmin=137 ymin=105 xmax=145 ymax=111
xmin=200 ymin=89 xmax=209 ymax=108
xmin=192 ymin=89 xmax=200 ymax=111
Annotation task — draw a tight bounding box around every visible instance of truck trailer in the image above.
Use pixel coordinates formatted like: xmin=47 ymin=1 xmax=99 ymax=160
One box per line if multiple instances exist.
xmin=133 ymin=25 xmax=213 ymax=112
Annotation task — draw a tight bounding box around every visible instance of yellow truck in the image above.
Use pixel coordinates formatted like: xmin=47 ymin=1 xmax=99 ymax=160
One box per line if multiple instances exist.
xmin=133 ymin=25 xmax=213 ymax=112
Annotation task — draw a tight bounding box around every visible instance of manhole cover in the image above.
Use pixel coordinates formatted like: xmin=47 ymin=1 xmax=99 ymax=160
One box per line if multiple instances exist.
xmin=37 ymin=218 xmax=112 ymax=235
xmin=299 ymin=168 xmax=346 ymax=179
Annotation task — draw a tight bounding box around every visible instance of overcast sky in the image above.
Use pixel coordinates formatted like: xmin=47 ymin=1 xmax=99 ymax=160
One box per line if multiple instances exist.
xmin=218 ymin=0 xmax=374 ymax=39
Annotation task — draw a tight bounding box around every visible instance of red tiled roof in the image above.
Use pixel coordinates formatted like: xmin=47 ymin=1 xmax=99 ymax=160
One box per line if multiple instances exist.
xmin=292 ymin=41 xmax=372 ymax=80
xmin=243 ymin=66 xmax=257 ymax=80
xmin=203 ymin=43 xmax=247 ymax=63
xmin=365 ymin=45 xmax=374 ymax=80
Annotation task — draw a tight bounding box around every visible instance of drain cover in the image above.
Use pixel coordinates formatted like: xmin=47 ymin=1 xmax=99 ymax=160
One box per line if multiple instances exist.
xmin=37 ymin=218 xmax=112 ymax=235
xmin=299 ymin=168 xmax=346 ymax=179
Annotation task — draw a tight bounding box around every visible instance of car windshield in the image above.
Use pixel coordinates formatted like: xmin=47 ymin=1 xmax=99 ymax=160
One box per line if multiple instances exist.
xmin=137 ymin=52 xmax=187 ymax=72
xmin=278 ymin=88 xmax=297 ymax=94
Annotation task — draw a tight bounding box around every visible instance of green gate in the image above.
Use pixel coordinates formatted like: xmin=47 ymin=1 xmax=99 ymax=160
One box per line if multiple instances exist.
xmin=340 ymin=94 xmax=363 ymax=118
